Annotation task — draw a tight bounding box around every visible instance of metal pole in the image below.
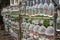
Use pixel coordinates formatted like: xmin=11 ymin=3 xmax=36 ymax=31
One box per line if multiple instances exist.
xmin=54 ymin=10 xmax=58 ymax=40
xmin=18 ymin=2 xmax=23 ymax=40
xmin=18 ymin=0 xmax=26 ymax=40
xmin=52 ymin=0 xmax=58 ymax=40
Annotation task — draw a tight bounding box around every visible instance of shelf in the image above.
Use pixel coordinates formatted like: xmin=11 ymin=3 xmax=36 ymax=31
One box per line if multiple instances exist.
xmin=1 ymin=0 xmax=56 ymax=40
xmin=10 ymin=11 xmax=19 ymax=15
xmin=23 ymin=15 xmax=53 ymax=20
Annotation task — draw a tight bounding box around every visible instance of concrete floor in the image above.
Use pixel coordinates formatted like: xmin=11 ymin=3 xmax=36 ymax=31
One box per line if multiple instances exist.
xmin=0 ymin=30 xmax=14 ymax=40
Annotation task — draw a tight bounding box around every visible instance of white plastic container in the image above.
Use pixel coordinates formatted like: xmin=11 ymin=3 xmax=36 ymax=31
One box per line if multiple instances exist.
xmin=28 ymin=6 xmax=31 ymax=16
xmin=38 ymin=0 xmax=43 ymax=15
xmin=32 ymin=1 xmax=35 ymax=15
xmin=45 ymin=26 xmax=54 ymax=40
xmin=29 ymin=24 xmax=34 ymax=33
xmin=48 ymin=0 xmax=54 ymax=17
xmin=38 ymin=19 xmax=46 ymax=40
xmin=45 ymin=26 xmax=54 ymax=36
xmin=20 ymin=6 xmax=25 ymax=15
xmin=33 ymin=25 xmax=39 ymax=35
xmin=21 ymin=22 xmax=26 ymax=31
xmin=26 ymin=1 xmax=29 ymax=14
xmin=38 ymin=25 xmax=46 ymax=34
xmin=10 ymin=0 xmax=14 ymax=6
xmin=26 ymin=5 xmax=29 ymax=15
xmin=34 ymin=0 xmax=39 ymax=15
xmin=25 ymin=23 xmax=30 ymax=33
xmin=38 ymin=25 xmax=46 ymax=40
xmin=43 ymin=0 xmax=48 ymax=16
xmin=30 ymin=1 xmax=34 ymax=16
